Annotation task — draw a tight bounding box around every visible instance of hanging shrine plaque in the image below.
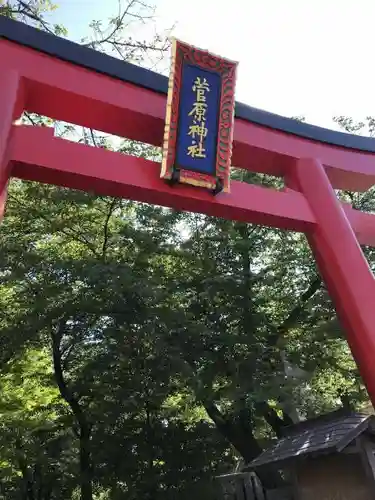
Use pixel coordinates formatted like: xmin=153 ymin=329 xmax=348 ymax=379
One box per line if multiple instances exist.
xmin=161 ymin=39 xmax=238 ymax=194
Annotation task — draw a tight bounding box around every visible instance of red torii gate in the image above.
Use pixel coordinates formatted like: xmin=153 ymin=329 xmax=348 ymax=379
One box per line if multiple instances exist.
xmin=1 ymin=17 xmax=375 ymax=405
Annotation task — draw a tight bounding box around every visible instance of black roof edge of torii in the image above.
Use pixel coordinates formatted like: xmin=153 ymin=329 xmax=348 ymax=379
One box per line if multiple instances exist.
xmin=1 ymin=15 xmax=374 ymax=154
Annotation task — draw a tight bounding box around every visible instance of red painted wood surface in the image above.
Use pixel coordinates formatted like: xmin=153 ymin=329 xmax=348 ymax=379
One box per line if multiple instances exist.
xmin=0 ymin=70 xmax=24 ymax=218
xmin=10 ymin=125 xmax=312 ymax=231
xmin=2 ymin=38 xmax=375 ymax=193
xmin=288 ymin=159 xmax=375 ymax=403
xmin=2 ymin=37 xmax=375 ymax=405
xmin=8 ymin=125 xmax=375 ymax=245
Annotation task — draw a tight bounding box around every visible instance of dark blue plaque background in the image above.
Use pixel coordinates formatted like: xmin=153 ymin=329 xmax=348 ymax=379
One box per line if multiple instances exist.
xmin=175 ymin=64 xmax=221 ymax=175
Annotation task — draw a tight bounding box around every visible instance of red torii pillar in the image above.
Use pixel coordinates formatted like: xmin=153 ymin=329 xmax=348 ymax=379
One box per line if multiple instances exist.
xmin=2 ymin=17 xmax=375 ymax=404
xmin=0 ymin=71 xmax=24 ymax=217
xmin=287 ymin=160 xmax=375 ymax=399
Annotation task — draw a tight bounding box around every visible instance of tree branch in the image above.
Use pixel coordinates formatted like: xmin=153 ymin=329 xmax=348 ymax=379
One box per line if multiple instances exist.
xmin=17 ymin=1 xmax=56 ymax=35
xmin=50 ymin=320 xmax=90 ymax=433
xmin=278 ymin=277 xmax=321 ymax=336
xmin=255 ymin=401 xmax=293 ymax=438
xmin=82 ymin=0 xmax=149 ymax=49
xmin=265 ymin=277 xmax=322 ymax=351
xmin=102 ymin=199 xmax=117 ymax=260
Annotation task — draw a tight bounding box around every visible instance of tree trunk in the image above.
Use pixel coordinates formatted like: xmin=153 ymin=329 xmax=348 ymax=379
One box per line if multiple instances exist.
xmin=256 ymin=401 xmax=294 ymax=438
xmin=204 ymin=401 xmax=284 ymax=489
xmin=15 ymin=441 xmax=35 ymax=500
xmin=51 ymin=320 xmax=93 ymax=500
xmin=79 ymin=425 xmax=94 ymax=500
xmin=145 ymin=401 xmax=157 ymax=500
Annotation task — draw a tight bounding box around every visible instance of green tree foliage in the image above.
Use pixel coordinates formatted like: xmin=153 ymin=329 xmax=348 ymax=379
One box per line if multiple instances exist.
xmin=1 ymin=173 xmax=371 ymax=497
xmin=0 ymin=1 xmax=374 ymax=498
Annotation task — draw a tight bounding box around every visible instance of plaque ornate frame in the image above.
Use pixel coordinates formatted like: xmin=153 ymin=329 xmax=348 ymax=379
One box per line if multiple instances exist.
xmin=160 ymin=39 xmax=238 ymax=193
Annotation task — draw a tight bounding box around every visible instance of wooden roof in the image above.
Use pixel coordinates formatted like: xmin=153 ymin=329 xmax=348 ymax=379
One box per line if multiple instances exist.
xmin=249 ymin=410 xmax=375 ymax=470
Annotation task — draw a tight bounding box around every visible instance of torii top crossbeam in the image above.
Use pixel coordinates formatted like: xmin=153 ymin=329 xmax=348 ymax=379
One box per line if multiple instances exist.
xmin=1 ymin=16 xmax=375 ymax=406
